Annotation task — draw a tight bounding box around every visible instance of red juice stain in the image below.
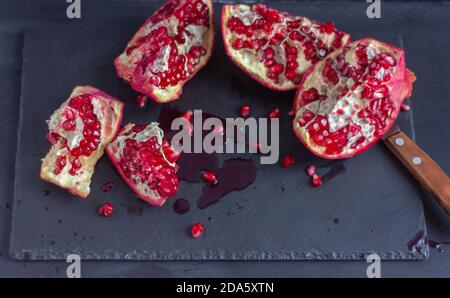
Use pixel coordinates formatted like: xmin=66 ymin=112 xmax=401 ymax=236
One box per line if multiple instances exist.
xmin=196 ymin=158 xmax=257 ymax=209
xmin=173 ymin=199 xmax=190 ymax=215
xmin=158 ymin=106 xmax=257 ymax=210
xmin=101 ymin=181 xmax=114 ymax=192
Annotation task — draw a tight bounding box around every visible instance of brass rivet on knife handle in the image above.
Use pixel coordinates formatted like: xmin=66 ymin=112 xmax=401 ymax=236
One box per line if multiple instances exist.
xmin=385 ymin=131 xmax=450 ymax=215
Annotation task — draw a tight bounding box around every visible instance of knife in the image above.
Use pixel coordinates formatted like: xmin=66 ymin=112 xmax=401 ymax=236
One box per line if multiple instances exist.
xmin=382 ymin=124 xmax=450 ymax=215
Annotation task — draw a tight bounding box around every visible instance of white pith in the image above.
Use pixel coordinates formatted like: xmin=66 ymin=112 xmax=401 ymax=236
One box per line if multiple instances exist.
xmin=294 ymin=40 xmax=403 ymax=156
xmin=223 ymin=4 xmax=350 ymax=90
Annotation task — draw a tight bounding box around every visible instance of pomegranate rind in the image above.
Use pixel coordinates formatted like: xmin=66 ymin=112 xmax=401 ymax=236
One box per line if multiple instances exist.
xmin=40 ymin=86 xmax=124 ymax=198
xmin=105 ymin=123 xmax=178 ymax=207
xmin=221 ymin=4 xmax=350 ymax=91
xmin=292 ymin=38 xmax=415 ymax=159
xmin=114 ymin=0 xmax=215 ymax=103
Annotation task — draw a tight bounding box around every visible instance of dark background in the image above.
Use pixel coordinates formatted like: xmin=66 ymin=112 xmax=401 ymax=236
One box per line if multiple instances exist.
xmin=0 ymin=0 xmax=449 ymax=277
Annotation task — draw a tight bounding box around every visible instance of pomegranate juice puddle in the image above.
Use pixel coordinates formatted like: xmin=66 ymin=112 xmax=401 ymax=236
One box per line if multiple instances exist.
xmin=159 ymin=105 xmax=257 ymax=211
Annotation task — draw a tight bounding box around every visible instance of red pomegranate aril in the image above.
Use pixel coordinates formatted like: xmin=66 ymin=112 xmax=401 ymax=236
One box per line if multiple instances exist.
xmin=163 ymin=146 xmax=180 ymax=164
xmin=311 ymin=174 xmax=322 ymax=187
xmin=401 ymin=103 xmax=410 ymax=111
xmin=47 ymin=132 xmax=60 ymax=145
xmin=202 ymin=170 xmax=218 ymax=185
xmin=239 ymin=104 xmax=251 ymax=118
xmin=137 ymin=95 xmax=147 ymax=108
xmin=54 ymin=156 xmax=67 ymax=175
xmin=191 ymin=222 xmax=205 ymax=238
xmin=306 ymin=165 xmax=316 ymax=176
xmin=182 ymin=110 xmax=193 ymax=121
xmin=98 ymin=202 xmax=114 ymax=217
xmin=62 ymin=119 xmax=76 ymax=131
xmin=268 ymin=108 xmax=280 ymax=119
xmin=281 ymin=153 xmax=295 ymax=168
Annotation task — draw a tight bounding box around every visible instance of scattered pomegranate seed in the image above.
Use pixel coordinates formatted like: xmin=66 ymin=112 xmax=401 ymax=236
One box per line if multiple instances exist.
xmin=202 ymin=170 xmax=218 ymax=185
xmin=282 ymin=153 xmax=295 ymax=168
xmin=401 ymin=103 xmax=410 ymax=111
xmin=268 ymin=108 xmax=280 ymax=119
xmin=182 ymin=110 xmax=193 ymax=121
xmin=288 ymin=109 xmax=295 ymax=117
xmin=239 ymin=104 xmax=251 ymax=118
xmin=98 ymin=202 xmax=114 ymax=217
xmin=311 ymin=174 xmax=322 ymax=187
xmin=101 ymin=181 xmax=114 ymax=192
xmin=191 ymin=222 xmax=205 ymax=238
xmin=306 ymin=165 xmax=316 ymax=176
xmin=137 ymin=95 xmax=147 ymax=108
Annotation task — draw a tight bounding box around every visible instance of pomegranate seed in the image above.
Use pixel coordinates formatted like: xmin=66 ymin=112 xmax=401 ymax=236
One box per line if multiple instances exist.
xmin=288 ymin=109 xmax=295 ymax=117
xmin=401 ymin=103 xmax=410 ymax=111
xmin=239 ymin=104 xmax=251 ymax=118
xmin=311 ymin=174 xmax=322 ymax=187
xmin=47 ymin=132 xmax=60 ymax=145
xmin=306 ymin=165 xmax=316 ymax=176
xmin=182 ymin=110 xmax=193 ymax=121
xmin=191 ymin=222 xmax=205 ymax=239
xmin=101 ymin=181 xmax=114 ymax=192
xmin=282 ymin=153 xmax=295 ymax=168
xmin=98 ymin=202 xmax=114 ymax=217
xmin=268 ymin=108 xmax=280 ymax=119
xmin=202 ymin=170 xmax=218 ymax=185
xmin=137 ymin=95 xmax=147 ymax=108
xmin=62 ymin=119 xmax=76 ymax=131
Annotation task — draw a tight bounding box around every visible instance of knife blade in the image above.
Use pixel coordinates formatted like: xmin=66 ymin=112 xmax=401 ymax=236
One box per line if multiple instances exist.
xmin=382 ymin=124 xmax=450 ymax=215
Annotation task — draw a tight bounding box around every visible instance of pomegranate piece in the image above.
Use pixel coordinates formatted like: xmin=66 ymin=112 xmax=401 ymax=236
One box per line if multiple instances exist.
xmin=115 ymin=0 xmax=214 ymax=103
xmin=98 ymin=202 xmax=114 ymax=217
xmin=222 ymin=4 xmax=350 ymax=91
xmin=202 ymin=170 xmax=218 ymax=185
xmin=311 ymin=174 xmax=322 ymax=187
xmin=191 ymin=222 xmax=205 ymax=238
xmin=40 ymin=86 xmax=124 ymax=198
xmin=239 ymin=104 xmax=251 ymax=118
xmin=105 ymin=122 xmax=180 ymax=207
xmin=293 ymin=38 xmax=416 ymax=159
xmin=281 ymin=153 xmax=295 ymax=168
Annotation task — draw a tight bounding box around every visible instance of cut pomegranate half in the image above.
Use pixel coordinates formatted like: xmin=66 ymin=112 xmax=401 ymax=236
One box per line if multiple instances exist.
xmin=221 ymin=3 xmax=350 ymax=91
xmin=105 ymin=123 xmax=180 ymax=207
xmin=40 ymin=86 xmax=124 ymax=198
xmin=293 ymin=38 xmax=416 ymax=159
xmin=115 ymin=0 xmax=214 ymax=103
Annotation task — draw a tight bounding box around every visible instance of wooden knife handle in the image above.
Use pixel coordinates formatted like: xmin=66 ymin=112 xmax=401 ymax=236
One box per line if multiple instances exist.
xmin=385 ymin=131 xmax=450 ymax=215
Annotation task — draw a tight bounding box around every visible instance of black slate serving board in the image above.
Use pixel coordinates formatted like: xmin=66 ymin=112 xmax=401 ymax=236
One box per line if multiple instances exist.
xmin=10 ymin=1 xmax=427 ymax=260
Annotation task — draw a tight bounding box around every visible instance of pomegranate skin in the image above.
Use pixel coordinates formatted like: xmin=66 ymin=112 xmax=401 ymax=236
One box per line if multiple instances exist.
xmin=292 ymin=38 xmax=416 ymax=159
xmin=40 ymin=86 xmax=124 ymax=199
xmin=221 ymin=4 xmax=350 ymax=91
xmin=114 ymin=0 xmax=215 ymax=103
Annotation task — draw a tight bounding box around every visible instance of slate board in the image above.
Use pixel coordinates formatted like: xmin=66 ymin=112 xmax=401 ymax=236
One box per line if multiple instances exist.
xmin=9 ymin=1 xmax=428 ymax=260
